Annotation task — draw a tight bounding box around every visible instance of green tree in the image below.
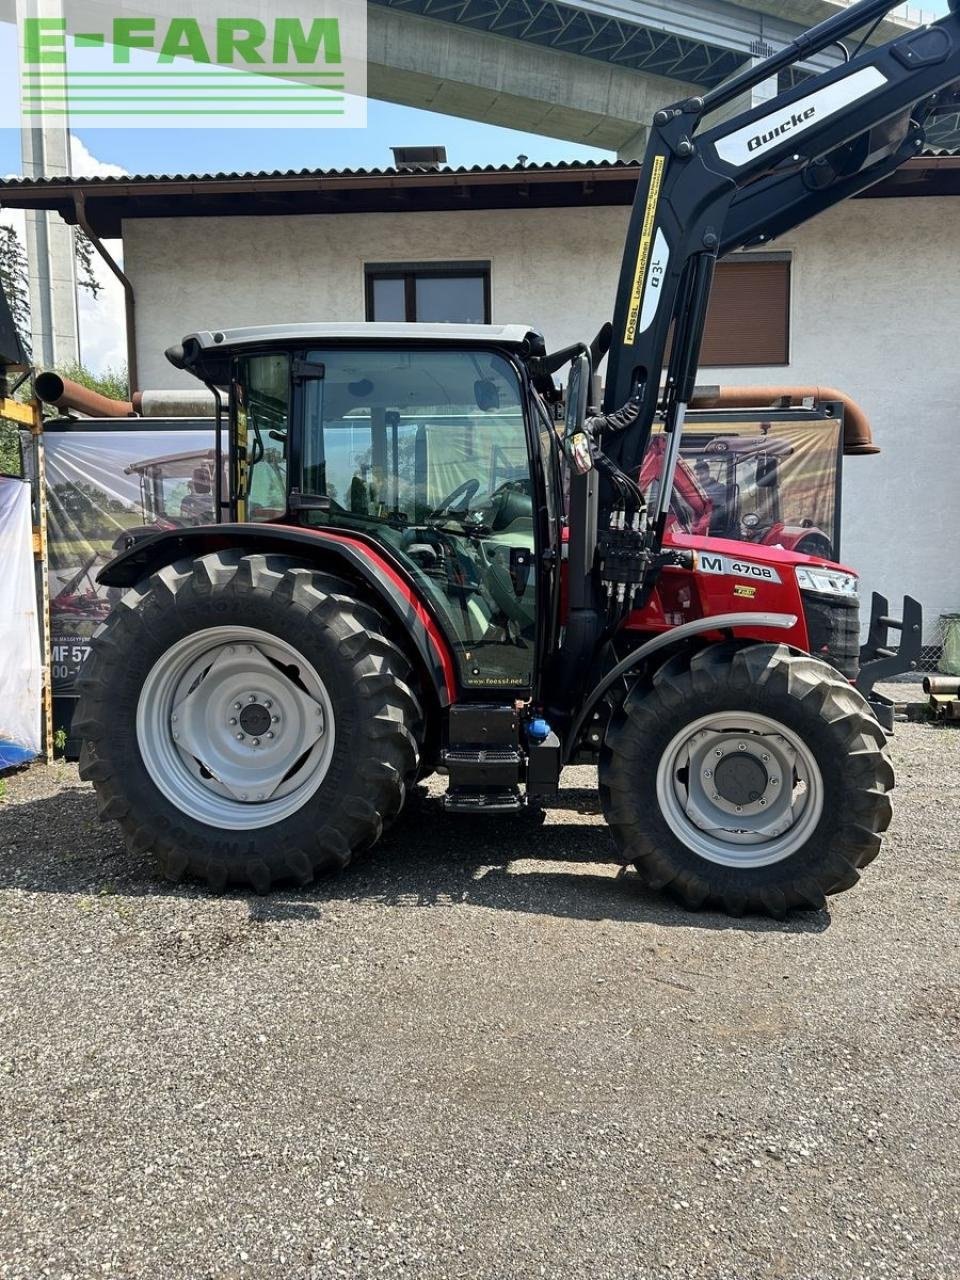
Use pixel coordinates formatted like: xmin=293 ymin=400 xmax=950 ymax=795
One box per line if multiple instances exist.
xmin=0 ymin=424 xmax=21 ymax=476
xmin=73 ymin=230 xmax=103 ymax=300
xmin=0 ymin=222 xmax=110 ymax=357
xmin=55 ymin=360 xmax=129 ymax=403
xmin=0 ymin=224 xmax=32 ymax=358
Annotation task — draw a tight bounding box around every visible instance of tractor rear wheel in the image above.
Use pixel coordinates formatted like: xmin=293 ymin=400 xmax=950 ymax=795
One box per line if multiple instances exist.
xmin=75 ymin=551 xmax=423 ymax=891
xmin=599 ymin=642 xmax=893 ymax=918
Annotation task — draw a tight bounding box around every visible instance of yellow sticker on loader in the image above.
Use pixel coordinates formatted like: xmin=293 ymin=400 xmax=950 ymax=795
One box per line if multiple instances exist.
xmin=624 ymin=154 xmax=666 ymax=346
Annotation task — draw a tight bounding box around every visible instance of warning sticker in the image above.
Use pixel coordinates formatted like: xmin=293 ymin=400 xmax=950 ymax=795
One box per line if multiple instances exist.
xmin=624 ymin=153 xmax=666 ymax=346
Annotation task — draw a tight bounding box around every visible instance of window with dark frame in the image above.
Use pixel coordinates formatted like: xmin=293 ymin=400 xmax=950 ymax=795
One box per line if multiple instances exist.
xmin=700 ymin=254 xmax=791 ymax=367
xmin=365 ymin=262 xmax=491 ymax=325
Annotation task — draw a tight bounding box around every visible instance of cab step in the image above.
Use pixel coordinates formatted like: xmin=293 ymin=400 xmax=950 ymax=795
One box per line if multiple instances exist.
xmin=442 ymin=787 xmax=524 ymax=814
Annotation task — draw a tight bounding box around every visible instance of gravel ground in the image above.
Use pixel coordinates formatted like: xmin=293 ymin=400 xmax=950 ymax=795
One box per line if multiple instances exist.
xmin=0 ymin=706 xmax=957 ymax=1279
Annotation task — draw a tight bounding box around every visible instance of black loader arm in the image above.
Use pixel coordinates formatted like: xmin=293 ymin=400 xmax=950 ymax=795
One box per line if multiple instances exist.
xmin=603 ymin=0 xmax=960 ymax=489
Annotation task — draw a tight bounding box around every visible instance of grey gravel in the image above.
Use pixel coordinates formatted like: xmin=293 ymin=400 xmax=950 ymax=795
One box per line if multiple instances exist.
xmin=0 ymin=711 xmax=957 ymax=1279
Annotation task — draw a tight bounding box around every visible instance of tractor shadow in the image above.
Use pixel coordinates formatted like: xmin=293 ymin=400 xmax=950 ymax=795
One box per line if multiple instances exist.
xmin=0 ymin=772 xmax=830 ymax=936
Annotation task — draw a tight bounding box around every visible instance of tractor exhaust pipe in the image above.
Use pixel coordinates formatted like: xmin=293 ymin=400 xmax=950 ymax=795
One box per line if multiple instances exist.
xmin=688 ymin=384 xmax=879 ymax=455
xmin=34 ymin=371 xmax=217 ymax=419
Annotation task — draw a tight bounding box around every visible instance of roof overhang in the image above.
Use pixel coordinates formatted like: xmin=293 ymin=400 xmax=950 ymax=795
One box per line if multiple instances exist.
xmin=3 ymin=155 xmax=958 ymax=239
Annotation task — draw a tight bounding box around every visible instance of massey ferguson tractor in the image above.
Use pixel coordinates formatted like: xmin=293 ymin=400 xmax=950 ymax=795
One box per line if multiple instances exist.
xmin=74 ymin=0 xmax=950 ymax=916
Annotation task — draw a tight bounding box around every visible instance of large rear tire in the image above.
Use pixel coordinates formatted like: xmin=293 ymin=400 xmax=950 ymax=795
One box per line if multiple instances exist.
xmin=599 ymin=643 xmax=894 ymax=918
xmin=75 ymin=551 xmax=423 ymax=892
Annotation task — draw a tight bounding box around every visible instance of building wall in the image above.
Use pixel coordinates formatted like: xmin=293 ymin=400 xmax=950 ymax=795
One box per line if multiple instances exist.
xmin=124 ymin=196 xmax=960 ymax=634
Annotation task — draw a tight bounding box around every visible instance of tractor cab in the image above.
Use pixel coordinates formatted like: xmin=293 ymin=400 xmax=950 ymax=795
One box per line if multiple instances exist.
xmin=124 ymin=447 xmax=225 ymax=529
xmin=167 ymin=324 xmax=563 ymax=696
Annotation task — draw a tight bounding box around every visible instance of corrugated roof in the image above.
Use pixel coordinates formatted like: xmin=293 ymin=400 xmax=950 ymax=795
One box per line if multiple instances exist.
xmin=0 ymin=157 xmax=637 ymax=190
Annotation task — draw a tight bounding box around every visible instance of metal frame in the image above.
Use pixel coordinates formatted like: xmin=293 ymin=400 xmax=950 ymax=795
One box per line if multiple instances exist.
xmin=1 ymin=388 xmax=54 ymax=763
xmin=368 ymin=0 xmax=856 ymax=88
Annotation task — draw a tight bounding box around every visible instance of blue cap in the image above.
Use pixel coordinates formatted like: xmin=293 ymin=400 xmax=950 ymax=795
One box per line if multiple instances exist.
xmin=527 ymin=718 xmax=551 ymax=743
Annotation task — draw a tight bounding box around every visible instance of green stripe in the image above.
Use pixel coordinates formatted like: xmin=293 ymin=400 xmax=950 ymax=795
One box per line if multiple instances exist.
xmin=24 ymin=108 xmax=346 ymax=115
xmin=24 ymin=94 xmax=345 ymax=102
xmin=21 ymin=70 xmax=346 ymax=77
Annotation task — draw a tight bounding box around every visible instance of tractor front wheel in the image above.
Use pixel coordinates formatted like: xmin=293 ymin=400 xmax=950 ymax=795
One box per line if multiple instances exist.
xmin=75 ymin=551 xmax=423 ymax=891
xmin=599 ymin=643 xmax=894 ymax=917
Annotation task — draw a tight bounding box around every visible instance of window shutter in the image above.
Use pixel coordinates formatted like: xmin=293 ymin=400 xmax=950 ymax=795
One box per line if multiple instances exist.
xmin=700 ymin=258 xmax=791 ymax=367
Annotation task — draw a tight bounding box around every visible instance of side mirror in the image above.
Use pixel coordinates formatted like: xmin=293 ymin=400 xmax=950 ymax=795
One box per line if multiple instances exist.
xmin=564 ymin=352 xmax=590 ymax=437
xmin=564 ymin=351 xmax=594 ymax=475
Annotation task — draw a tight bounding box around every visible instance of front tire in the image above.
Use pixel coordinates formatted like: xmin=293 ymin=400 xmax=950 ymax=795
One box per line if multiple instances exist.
xmin=75 ymin=551 xmax=423 ymax=891
xmin=599 ymin=643 xmax=894 ymax=918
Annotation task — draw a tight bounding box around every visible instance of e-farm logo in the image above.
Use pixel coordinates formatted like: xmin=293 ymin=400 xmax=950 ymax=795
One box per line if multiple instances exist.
xmin=10 ymin=2 xmax=366 ymax=128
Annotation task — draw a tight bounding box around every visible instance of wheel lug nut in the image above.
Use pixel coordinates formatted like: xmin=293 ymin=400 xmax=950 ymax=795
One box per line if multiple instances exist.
xmin=771 ymin=778 xmax=779 ymax=786
xmin=229 ymin=717 xmax=237 ymax=726
xmin=703 ymin=769 xmax=712 ymax=778
xmin=236 ymin=733 xmax=244 ymax=741
xmin=266 ymin=732 xmax=274 ymax=740
xmin=759 ymin=798 xmax=767 ymax=807
xmin=264 ymin=700 xmax=272 ymax=709
xmin=738 ymin=743 xmax=747 ymax=752
xmin=248 ymin=694 xmax=256 ymax=703
xmin=252 ymin=738 xmax=260 ymax=746
xmin=271 ymin=716 xmax=279 ymax=724
xmin=234 ymin=702 xmax=242 ymax=711
xmin=713 ymin=793 xmax=720 ymax=801
xmin=173 ymin=732 xmax=179 ymax=741
xmin=714 ymin=748 xmax=723 ymax=757
xmin=762 ymin=754 xmax=769 ymax=762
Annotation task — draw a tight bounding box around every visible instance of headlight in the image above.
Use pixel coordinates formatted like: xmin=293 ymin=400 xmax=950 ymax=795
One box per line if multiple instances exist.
xmin=795 ymin=566 xmax=859 ymax=598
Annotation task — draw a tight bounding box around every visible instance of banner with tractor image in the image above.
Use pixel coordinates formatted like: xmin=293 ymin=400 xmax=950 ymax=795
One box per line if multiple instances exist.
xmin=44 ymin=407 xmax=843 ymax=701
xmin=45 ymin=421 xmax=222 ymax=693
xmin=653 ymin=411 xmax=843 ymax=559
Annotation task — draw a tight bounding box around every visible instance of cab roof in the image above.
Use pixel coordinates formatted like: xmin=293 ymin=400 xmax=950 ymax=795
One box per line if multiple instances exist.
xmin=167 ymin=323 xmax=544 ymax=378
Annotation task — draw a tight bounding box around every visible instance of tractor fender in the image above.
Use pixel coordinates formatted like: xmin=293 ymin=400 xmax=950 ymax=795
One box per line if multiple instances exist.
xmin=564 ymin=610 xmax=797 ymax=762
xmin=98 ymin=523 xmax=457 ymax=706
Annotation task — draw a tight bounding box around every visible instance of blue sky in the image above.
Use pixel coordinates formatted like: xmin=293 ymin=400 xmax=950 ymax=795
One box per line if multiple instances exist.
xmin=0 ymin=1 xmax=950 ymax=179
xmin=0 ymin=102 xmax=613 ymax=180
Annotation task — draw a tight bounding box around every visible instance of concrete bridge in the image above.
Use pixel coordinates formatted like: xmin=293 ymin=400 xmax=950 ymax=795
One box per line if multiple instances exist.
xmin=367 ymin=1 xmax=928 ymax=159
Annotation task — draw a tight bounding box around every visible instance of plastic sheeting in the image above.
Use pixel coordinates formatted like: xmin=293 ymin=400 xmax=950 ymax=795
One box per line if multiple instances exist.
xmin=45 ymin=425 xmax=221 ymax=692
xmin=0 ymin=477 xmax=41 ymax=766
xmin=650 ymin=415 xmax=843 ymax=556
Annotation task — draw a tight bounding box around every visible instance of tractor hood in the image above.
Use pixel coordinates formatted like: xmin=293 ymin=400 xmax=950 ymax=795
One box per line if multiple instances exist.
xmin=665 ymin=530 xmax=857 ymax=577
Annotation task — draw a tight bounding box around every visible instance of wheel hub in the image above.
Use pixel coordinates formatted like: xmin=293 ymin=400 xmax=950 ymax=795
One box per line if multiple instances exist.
xmin=713 ymin=751 xmax=768 ymax=806
xmin=238 ymin=702 xmax=272 ymax=738
xmin=655 ymin=711 xmax=824 ymax=869
xmin=137 ymin=626 xmax=336 ymax=830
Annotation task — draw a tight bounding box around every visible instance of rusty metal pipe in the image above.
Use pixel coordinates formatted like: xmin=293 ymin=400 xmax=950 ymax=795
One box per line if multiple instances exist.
xmin=923 ymin=675 xmax=960 ymax=695
xmin=34 ymin=370 xmax=134 ymax=417
xmin=687 ymin=384 xmax=879 ymax=455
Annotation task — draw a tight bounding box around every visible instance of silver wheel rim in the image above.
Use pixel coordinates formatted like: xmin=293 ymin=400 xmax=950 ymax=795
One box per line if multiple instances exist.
xmin=136 ymin=625 xmax=336 ymax=831
xmin=655 ymin=711 xmax=823 ymax=869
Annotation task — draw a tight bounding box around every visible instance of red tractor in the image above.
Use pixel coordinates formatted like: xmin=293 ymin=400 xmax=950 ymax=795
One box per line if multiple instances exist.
xmin=74 ymin=0 xmax=945 ymax=916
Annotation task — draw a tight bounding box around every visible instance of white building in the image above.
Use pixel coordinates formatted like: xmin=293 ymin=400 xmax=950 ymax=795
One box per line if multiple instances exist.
xmin=1 ymin=155 xmax=957 ymax=633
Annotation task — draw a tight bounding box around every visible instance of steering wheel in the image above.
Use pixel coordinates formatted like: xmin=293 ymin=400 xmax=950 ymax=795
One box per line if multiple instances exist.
xmin=428 ymin=477 xmax=481 ymax=519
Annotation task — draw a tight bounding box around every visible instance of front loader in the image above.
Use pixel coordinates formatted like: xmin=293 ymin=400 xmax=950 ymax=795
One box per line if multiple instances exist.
xmin=75 ymin=0 xmax=949 ymax=916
